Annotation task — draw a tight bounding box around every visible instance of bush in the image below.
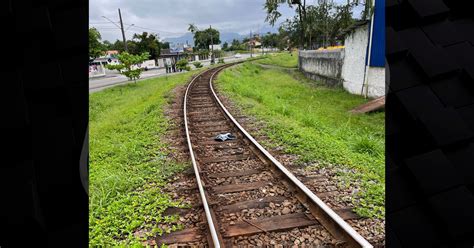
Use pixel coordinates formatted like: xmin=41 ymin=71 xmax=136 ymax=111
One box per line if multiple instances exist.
xmin=193 ymin=61 xmax=203 ymax=68
xmin=176 ymin=59 xmax=190 ymax=71
xmin=218 ymin=58 xmax=225 ymax=64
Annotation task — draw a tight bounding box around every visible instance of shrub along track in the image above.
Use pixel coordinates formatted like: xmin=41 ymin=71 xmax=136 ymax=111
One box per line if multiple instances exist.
xmin=157 ymin=64 xmax=373 ymax=247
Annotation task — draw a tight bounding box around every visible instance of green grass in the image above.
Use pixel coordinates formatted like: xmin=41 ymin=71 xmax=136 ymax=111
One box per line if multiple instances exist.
xmin=89 ymin=71 xmax=202 ymax=246
xmin=257 ymin=51 xmax=299 ymax=68
xmin=215 ymin=63 xmax=385 ymax=218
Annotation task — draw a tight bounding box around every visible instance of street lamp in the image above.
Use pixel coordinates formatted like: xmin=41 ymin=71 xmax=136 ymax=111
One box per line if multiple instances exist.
xmin=210 ymin=25 xmax=215 ymax=65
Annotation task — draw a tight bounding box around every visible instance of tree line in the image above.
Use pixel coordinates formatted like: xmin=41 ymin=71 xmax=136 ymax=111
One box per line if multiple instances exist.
xmin=89 ymin=27 xmax=169 ymax=61
xmin=264 ymin=0 xmax=373 ymax=49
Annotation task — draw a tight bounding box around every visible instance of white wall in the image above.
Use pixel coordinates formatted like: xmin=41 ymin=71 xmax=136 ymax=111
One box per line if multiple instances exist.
xmin=341 ymin=24 xmax=385 ymax=98
xmin=141 ymin=59 xmax=156 ymax=68
xmin=157 ymin=58 xmax=165 ymax=68
xmin=367 ymin=67 xmax=385 ymax=97
xmin=298 ymin=49 xmax=345 ymax=86
xmin=209 ymin=44 xmax=221 ymax=50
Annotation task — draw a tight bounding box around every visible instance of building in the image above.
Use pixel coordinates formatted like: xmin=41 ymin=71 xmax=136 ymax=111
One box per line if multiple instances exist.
xmin=104 ymin=50 xmax=119 ymax=57
xmin=157 ymin=48 xmax=186 ymax=68
xmin=340 ymin=18 xmax=385 ymax=98
xmin=209 ymin=44 xmax=222 ymax=51
xmin=246 ymin=37 xmax=261 ymax=48
xmin=90 ymin=50 xmax=120 ymax=66
xmin=89 ymin=51 xmax=120 ymax=78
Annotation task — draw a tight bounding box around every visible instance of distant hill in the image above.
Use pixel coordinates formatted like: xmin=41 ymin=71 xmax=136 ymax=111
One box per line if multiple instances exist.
xmin=163 ymin=32 xmax=246 ymax=46
xmin=163 ymin=33 xmax=195 ymax=46
xmin=163 ymin=24 xmax=280 ymax=47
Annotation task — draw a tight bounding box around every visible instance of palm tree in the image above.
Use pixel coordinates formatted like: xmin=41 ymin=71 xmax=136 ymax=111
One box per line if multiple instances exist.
xmin=188 ymin=24 xmax=197 ymax=33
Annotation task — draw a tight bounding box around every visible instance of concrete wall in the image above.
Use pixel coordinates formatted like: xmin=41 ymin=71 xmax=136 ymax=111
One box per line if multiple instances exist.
xmin=298 ymin=49 xmax=344 ymax=87
xmin=298 ymin=23 xmax=385 ymax=98
xmin=341 ymin=25 xmax=368 ymax=96
xmin=341 ymin=24 xmax=385 ymax=98
xmin=366 ymin=67 xmax=385 ymax=97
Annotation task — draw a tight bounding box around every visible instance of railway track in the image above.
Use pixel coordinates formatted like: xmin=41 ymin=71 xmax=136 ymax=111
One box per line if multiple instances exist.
xmin=158 ymin=64 xmax=373 ymax=247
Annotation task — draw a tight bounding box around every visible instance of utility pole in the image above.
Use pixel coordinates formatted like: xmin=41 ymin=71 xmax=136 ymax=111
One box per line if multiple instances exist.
xmin=118 ymin=8 xmax=128 ymax=52
xmin=250 ymin=30 xmax=253 ymax=58
xmin=210 ymin=25 xmax=215 ymax=64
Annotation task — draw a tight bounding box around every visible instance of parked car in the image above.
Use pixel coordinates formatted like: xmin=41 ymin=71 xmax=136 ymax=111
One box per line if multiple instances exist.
xmin=234 ymin=53 xmax=242 ymax=58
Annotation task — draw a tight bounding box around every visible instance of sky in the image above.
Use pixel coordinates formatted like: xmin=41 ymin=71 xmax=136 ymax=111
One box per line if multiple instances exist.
xmin=89 ymin=0 xmax=363 ymax=43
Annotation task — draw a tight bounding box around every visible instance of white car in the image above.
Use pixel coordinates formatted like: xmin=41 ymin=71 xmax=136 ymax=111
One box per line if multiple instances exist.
xmin=234 ymin=53 xmax=242 ymax=58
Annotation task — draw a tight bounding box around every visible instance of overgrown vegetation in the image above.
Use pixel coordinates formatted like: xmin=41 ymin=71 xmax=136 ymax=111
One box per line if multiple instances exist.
xmin=215 ymin=62 xmax=384 ymax=218
xmin=256 ymin=51 xmax=298 ymax=68
xmin=193 ymin=61 xmax=203 ymax=68
xmin=176 ymin=58 xmax=191 ymax=71
xmin=89 ymin=70 xmax=201 ymax=246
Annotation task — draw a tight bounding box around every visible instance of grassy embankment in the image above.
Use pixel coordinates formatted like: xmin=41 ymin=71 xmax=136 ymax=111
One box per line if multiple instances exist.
xmin=257 ymin=51 xmax=299 ymax=68
xmin=215 ymin=59 xmax=385 ymax=218
xmin=89 ymin=70 xmax=203 ymax=246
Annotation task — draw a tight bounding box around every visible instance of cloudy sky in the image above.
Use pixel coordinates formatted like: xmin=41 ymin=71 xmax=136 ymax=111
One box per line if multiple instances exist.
xmin=89 ymin=0 xmax=362 ymax=42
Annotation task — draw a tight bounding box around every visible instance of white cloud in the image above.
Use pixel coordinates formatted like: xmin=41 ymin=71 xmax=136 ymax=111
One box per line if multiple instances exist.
xmin=89 ymin=0 xmax=295 ymax=42
xmin=89 ymin=0 xmax=362 ymax=42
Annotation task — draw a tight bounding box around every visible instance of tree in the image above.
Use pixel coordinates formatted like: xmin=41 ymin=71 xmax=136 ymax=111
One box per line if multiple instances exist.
xmin=222 ymin=42 xmax=229 ymax=50
xmin=188 ymin=23 xmax=198 ymax=33
xmin=264 ymin=0 xmax=366 ymax=49
xmin=304 ymin=2 xmax=334 ymax=48
xmin=330 ymin=4 xmax=354 ymax=45
xmin=264 ymin=0 xmax=307 ymax=48
xmin=110 ymin=39 xmax=137 ymax=53
xmin=360 ymin=0 xmax=374 ymax=20
xmin=262 ymin=32 xmax=279 ymax=49
xmin=192 ymin=27 xmax=221 ymax=50
xmin=279 ymin=18 xmax=301 ymax=49
xmin=230 ymin=39 xmax=244 ymax=51
xmin=132 ymin=32 xmax=161 ymax=61
xmin=89 ymin=27 xmax=104 ymax=58
xmin=106 ymin=52 xmax=149 ymax=83
xmin=176 ymin=59 xmax=191 ymax=71
xmin=161 ymin=42 xmax=170 ymax=49
xmin=102 ymin=40 xmax=113 ymax=51
xmin=276 ymin=1 xmax=355 ymax=49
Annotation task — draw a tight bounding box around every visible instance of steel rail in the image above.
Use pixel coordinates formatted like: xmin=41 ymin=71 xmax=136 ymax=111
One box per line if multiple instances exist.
xmin=208 ymin=65 xmax=373 ymax=248
xmin=183 ymin=68 xmax=221 ymax=248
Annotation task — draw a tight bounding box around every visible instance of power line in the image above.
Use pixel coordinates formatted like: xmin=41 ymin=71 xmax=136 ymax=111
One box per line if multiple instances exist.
xmin=124 ymin=24 xmax=135 ymax=31
xmin=101 ymin=15 xmax=122 ymax=29
xmin=93 ymin=28 xmax=121 ymax=30
xmin=122 ymin=23 xmax=185 ymax=35
xmin=89 ymin=22 xmax=120 ymax=25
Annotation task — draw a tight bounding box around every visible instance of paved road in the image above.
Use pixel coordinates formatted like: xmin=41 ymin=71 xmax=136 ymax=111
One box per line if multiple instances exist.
xmin=89 ymin=53 xmax=260 ymax=93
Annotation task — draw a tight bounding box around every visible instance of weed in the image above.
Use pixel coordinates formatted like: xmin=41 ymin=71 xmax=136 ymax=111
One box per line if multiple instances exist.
xmin=89 ymin=70 xmax=203 ymax=246
xmin=352 ymin=135 xmax=381 ymax=156
xmin=257 ymin=51 xmax=298 ymax=68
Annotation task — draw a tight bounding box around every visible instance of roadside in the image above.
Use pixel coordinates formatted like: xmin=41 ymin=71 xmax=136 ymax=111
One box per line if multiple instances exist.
xmin=89 ymin=53 xmax=260 ymax=93
xmin=89 ymin=69 xmax=206 ymax=246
